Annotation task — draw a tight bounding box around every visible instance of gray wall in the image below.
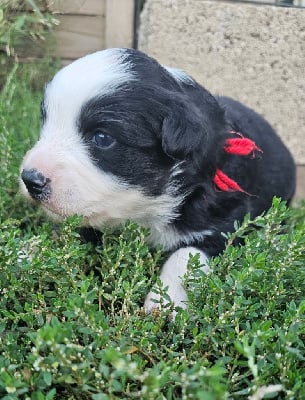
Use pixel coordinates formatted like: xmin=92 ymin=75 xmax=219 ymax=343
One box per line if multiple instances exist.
xmin=139 ymin=0 xmax=305 ymax=198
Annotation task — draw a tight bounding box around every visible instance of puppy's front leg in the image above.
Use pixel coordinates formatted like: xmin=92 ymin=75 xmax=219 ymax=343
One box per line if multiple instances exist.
xmin=144 ymin=247 xmax=209 ymax=313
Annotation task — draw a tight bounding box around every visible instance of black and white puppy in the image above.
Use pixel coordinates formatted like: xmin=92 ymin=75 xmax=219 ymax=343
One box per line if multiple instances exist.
xmin=20 ymin=48 xmax=296 ymax=311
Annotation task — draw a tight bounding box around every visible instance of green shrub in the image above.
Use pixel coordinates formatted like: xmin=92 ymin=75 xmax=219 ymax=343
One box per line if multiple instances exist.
xmin=0 ymin=61 xmax=58 ymax=224
xmin=0 ymin=0 xmax=56 ymax=56
xmin=0 ymin=203 xmax=305 ymax=399
xmin=0 ymin=0 xmax=58 ymax=222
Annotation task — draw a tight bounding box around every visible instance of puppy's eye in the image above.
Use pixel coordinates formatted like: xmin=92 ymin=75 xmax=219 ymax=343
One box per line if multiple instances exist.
xmin=92 ymin=132 xmax=115 ymax=149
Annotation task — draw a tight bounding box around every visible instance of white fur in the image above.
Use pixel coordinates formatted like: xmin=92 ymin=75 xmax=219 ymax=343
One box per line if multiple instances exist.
xmin=149 ymin=226 xmax=213 ymax=252
xmin=163 ymin=65 xmax=194 ymax=85
xmin=42 ymin=48 xmax=134 ymax=137
xmin=144 ymin=247 xmax=209 ymax=313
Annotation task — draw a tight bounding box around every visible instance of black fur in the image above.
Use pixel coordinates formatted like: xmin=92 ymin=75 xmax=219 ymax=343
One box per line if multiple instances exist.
xmin=77 ymin=49 xmax=295 ymax=257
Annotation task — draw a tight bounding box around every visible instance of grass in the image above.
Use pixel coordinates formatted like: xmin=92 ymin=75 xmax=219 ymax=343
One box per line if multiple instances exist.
xmin=0 ymin=61 xmax=305 ymax=400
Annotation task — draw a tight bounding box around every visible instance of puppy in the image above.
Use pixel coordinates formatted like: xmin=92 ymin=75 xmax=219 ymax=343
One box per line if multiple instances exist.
xmin=20 ymin=48 xmax=296 ymax=312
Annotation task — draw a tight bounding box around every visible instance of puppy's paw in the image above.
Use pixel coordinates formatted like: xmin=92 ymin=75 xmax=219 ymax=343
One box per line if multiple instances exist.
xmin=143 ymin=290 xmax=162 ymax=314
xmin=143 ymin=285 xmax=187 ymax=316
xmin=143 ymin=247 xmax=209 ymax=317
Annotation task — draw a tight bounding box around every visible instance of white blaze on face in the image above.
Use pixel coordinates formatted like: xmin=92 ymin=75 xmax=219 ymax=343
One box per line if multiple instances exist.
xmin=20 ymin=49 xmax=181 ymax=234
xmin=42 ymin=48 xmax=133 ymax=137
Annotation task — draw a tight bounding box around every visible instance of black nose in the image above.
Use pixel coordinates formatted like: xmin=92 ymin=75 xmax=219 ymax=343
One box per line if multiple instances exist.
xmin=21 ymin=168 xmax=50 ymax=198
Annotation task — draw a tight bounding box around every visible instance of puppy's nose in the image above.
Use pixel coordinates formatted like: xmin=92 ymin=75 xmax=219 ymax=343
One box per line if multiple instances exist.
xmin=21 ymin=168 xmax=50 ymax=198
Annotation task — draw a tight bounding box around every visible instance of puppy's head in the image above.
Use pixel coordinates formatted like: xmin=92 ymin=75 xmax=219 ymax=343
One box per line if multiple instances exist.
xmin=20 ymin=48 xmax=226 ymax=231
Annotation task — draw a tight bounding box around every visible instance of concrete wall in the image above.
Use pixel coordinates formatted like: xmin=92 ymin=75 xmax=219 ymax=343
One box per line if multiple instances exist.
xmin=139 ymin=0 xmax=305 ymax=199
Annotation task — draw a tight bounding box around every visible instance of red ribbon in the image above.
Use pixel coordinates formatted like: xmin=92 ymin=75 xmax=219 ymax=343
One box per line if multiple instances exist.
xmin=213 ymin=131 xmax=262 ymax=194
xmin=214 ymin=169 xmax=248 ymax=193
xmin=224 ymin=137 xmax=262 ymax=157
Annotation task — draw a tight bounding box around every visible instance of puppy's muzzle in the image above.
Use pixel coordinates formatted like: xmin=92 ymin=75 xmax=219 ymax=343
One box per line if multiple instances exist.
xmin=21 ymin=168 xmax=51 ymax=201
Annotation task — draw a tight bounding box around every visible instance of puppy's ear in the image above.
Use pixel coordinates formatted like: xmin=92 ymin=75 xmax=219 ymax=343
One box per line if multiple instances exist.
xmin=161 ymin=99 xmax=226 ymax=166
xmin=161 ymin=110 xmax=204 ymax=160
